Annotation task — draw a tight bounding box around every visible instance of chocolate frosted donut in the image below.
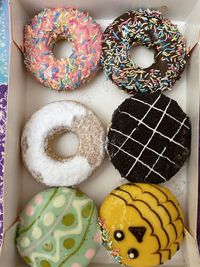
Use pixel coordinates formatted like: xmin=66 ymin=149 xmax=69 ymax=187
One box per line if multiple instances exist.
xmin=102 ymin=9 xmax=187 ymax=94
xmin=21 ymin=101 xmax=106 ymax=187
xmin=107 ymin=93 xmax=191 ymax=183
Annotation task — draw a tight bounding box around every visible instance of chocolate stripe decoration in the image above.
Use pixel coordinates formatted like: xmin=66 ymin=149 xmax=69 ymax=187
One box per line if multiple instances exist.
xmin=127 ymin=183 xmax=179 ymax=240
xmin=150 ymin=184 xmax=184 ymax=225
xmin=110 ymin=192 xmax=162 ymax=251
xmin=115 ymin=187 xmax=170 ymax=246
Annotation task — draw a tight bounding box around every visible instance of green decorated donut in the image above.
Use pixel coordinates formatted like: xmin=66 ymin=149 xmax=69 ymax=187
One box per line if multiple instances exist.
xmin=16 ymin=187 xmax=101 ymax=267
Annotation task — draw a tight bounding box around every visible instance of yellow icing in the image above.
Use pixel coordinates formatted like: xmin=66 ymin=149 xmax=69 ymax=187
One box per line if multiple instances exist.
xmin=100 ymin=183 xmax=184 ymax=267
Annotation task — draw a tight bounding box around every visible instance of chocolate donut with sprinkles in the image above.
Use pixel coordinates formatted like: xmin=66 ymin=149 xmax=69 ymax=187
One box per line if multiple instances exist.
xmin=24 ymin=7 xmax=102 ymax=91
xmin=106 ymin=92 xmax=191 ymax=184
xmin=102 ymin=9 xmax=187 ymax=94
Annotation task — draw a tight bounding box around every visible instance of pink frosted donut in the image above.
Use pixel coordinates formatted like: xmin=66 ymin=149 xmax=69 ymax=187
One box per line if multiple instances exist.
xmin=24 ymin=7 xmax=102 ymax=91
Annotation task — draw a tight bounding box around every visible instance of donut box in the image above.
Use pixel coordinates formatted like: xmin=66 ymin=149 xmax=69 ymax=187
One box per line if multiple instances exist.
xmin=0 ymin=0 xmax=200 ymax=266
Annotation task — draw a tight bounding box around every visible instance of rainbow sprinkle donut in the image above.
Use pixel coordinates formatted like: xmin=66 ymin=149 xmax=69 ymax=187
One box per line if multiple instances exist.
xmin=102 ymin=9 xmax=187 ymax=94
xmin=24 ymin=7 xmax=102 ymax=91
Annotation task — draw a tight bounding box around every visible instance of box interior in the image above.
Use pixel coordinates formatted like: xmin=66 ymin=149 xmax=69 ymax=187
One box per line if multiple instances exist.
xmin=1 ymin=0 xmax=200 ymax=266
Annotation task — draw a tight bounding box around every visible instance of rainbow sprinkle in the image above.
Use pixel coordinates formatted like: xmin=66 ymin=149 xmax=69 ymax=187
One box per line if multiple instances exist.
xmin=101 ymin=9 xmax=187 ymax=94
xmin=98 ymin=217 xmax=123 ymax=265
xmin=24 ymin=7 xmax=102 ymax=91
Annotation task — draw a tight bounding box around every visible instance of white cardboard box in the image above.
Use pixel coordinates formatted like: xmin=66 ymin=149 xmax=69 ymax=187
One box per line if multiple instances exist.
xmin=0 ymin=0 xmax=200 ymax=266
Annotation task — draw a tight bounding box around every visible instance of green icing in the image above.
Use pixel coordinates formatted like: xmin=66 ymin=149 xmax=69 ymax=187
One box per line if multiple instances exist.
xmin=16 ymin=188 xmax=99 ymax=267
xmin=81 ymin=202 xmax=93 ymax=218
xmin=58 ymin=206 xmax=95 ymax=267
xmin=62 ymin=213 xmax=75 ymax=226
xmin=63 ymin=238 xmax=75 ymax=249
xmin=23 ymin=256 xmax=31 ymax=264
xmin=75 ymin=191 xmax=84 ymax=197
xmin=40 ymin=260 xmax=51 ymax=267
xmin=19 ymin=188 xmax=59 ymax=235
xmin=43 ymin=242 xmax=53 ymax=252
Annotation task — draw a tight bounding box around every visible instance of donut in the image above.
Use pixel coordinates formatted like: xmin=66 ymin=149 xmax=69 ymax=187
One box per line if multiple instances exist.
xmin=16 ymin=187 xmax=101 ymax=267
xmin=99 ymin=183 xmax=184 ymax=267
xmin=21 ymin=101 xmax=105 ymax=187
xmin=107 ymin=92 xmax=191 ymax=183
xmin=24 ymin=7 xmax=102 ymax=91
xmin=101 ymin=9 xmax=187 ymax=94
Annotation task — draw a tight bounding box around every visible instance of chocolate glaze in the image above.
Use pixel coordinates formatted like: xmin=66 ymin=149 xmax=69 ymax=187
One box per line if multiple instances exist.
xmin=107 ymin=93 xmax=191 ymax=184
xmin=128 ymin=248 xmax=139 ymax=259
xmin=114 ymin=230 xmax=125 ymax=241
xmin=102 ymin=9 xmax=187 ymax=94
xmin=128 ymin=226 xmax=146 ymax=243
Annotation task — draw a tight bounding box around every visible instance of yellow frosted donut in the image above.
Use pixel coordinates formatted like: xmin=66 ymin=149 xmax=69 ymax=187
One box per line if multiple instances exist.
xmin=99 ymin=183 xmax=184 ymax=267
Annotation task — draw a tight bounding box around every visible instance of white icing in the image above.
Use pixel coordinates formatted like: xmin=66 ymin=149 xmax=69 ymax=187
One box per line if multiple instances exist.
xmin=62 ymin=188 xmax=71 ymax=194
xmin=20 ymin=237 xmax=30 ymax=248
xmin=129 ymin=253 xmax=135 ymax=259
xmin=43 ymin=212 xmax=55 ymax=226
xmin=53 ymin=195 xmax=65 ymax=208
xmin=22 ymin=101 xmax=93 ymax=186
xmin=32 ymin=226 xmax=42 ymax=239
xmin=39 ymin=156 xmax=91 ymax=187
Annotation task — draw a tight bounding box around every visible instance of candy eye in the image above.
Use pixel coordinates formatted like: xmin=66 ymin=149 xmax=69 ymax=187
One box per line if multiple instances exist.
xmin=128 ymin=248 xmax=139 ymax=259
xmin=114 ymin=230 xmax=125 ymax=241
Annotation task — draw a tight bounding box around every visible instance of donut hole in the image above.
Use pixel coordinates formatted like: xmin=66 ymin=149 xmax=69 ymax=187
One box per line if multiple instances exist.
xmin=52 ymin=39 xmax=73 ymax=60
xmin=130 ymin=45 xmax=155 ymax=69
xmin=45 ymin=129 xmax=79 ymax=161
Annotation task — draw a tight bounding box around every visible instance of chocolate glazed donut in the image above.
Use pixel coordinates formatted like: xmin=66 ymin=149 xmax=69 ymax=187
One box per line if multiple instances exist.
xmin=101 ymin=9 xmax=187 ymax=94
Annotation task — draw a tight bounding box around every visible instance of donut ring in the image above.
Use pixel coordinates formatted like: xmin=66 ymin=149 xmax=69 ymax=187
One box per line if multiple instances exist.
xmin=21 ymin=101 xmax=106 ymax=187
xmin=102 ymin=9 xmax=187 ymax=94
xmin=24 ymin=7 xmax=102 ymax=91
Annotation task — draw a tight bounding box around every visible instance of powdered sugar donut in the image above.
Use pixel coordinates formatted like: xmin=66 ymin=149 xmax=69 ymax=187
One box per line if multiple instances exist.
xmin=21 ymin=101 xmax=106 ymax=186
xmin=24 ymin=7 xmax=102 ymax=91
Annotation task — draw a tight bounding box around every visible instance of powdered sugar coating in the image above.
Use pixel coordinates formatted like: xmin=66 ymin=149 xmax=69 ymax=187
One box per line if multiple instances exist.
xmin=24 ymin=7 xmax=102 ymax=91
xmin=21 ymin=101 xmax=106 ymax=187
